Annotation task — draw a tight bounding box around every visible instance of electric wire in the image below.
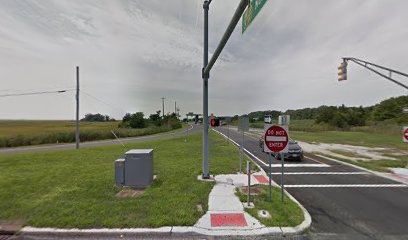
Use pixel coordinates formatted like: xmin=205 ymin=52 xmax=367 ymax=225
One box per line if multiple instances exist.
xmin=0 ymin=89 xmax=75 ymax=98
xmin=80 ymin=90 xmax=127 ymax=114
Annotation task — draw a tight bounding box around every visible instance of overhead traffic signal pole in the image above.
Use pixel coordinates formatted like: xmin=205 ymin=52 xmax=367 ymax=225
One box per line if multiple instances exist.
xmin=202 ymin=0 xmax=249 ymax=178
xmin=202 ymin=0 xmax=210 ymax=179
xmin=339 ymin=57 xmax=408 ymax=90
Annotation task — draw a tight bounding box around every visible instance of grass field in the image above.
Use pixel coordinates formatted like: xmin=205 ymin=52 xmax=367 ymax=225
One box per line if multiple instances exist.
xmin=314 ymin=152 xmax=408 ymax=173
xmin=290 ymin=131 xmax=407 ymax=150
xmin=0 ymin=131 xmax=303 ymax=228
xmin=238 ymin=119 xmax=407 ymax=150
xmin=0 ymin=120 xmax=182 ymax=148
xmin=0 ymin=120 xmax=117 ymax=137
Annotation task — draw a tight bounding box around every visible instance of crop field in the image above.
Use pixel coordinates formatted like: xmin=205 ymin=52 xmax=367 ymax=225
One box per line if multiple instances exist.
xmin=0 ymin=120 xmax=117 ymax=137
xmin=0 ymin=120 xmax=182 ymax=148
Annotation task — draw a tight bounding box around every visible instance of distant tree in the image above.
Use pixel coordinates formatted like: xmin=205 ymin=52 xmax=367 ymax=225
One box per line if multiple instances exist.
xmin=315 ymin=107 xmax=337 ymax=124
xmin=372 ymin=97 xmax=402 ymax=121
xmin=149 ymin=113 xmax=161 ymax=122
xmin=129 ymin=112 xmax=146 ymax=129
xmin=149 ymin=110 xmax=162 ymax=126
xmin=122 ymin=113 xmax=132 ymax=122
xmin=81 ymin=113 xmax=112 ymax=122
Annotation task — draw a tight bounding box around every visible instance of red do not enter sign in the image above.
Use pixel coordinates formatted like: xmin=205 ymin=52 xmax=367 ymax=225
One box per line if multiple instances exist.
xmin=264 ymin=125 xmax=289 ymax=153
xmin=403 ymin=127 xmax=408 ymax=143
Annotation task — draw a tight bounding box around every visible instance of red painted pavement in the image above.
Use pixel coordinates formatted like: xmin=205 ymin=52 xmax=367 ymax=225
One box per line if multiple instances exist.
xmin=254 ymin=175 xmax=268 ymax=184
xmin=210 ymin=213 xmax=247 ymax=227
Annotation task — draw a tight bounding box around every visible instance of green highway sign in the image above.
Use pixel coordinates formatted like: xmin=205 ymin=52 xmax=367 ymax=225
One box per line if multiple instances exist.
xmin=242 ymin=0 xmax=268 ymax=34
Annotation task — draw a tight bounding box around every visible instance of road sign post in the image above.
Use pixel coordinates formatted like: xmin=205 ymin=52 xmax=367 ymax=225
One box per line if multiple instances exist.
xmin=247 ymin=160 xmax=251 ymax=207
xmin=403 ymin=127 xmax=408 ymax=143
xmin=238 ymin=117 xmax=249 ymax=173
xmin=280 ymin=152 xmax=284 ymax=204
xmin=201 ymin=0 xmax=267 ymax=178
xmin=264 ymin=124 xmax=289 ymax=204
xmin=268 ymin=152 xmax=272 ymax=202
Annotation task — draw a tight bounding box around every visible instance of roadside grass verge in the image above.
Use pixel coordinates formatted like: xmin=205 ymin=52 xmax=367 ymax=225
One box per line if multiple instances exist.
xmin=0 ymin=131 xmax=239 ymax=228
xmin=248 ymin=120 xmax=333 ymax=132
xmin=314 ymin=152 xmax=408 ymax=173
xmin=290 ymin=131 xmax=407 ymax=151
xmin=0 ymin=120 xmax=182 ymax=148
xmin=236 ymin=186 xmax=304 ymax=227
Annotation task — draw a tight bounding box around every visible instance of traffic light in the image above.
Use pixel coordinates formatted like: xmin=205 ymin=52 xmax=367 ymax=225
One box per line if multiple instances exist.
xmin=210 ymin=118 xmax=220 ymax=127
xmin=338 ymin=61 xmax=347 ymax=81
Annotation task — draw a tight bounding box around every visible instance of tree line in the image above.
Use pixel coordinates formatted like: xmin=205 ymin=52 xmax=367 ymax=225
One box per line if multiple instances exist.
xmin=245 ymin=95 xmax=408 ymax=128
xmin=82 ymin=111 xmax=181 ymax=130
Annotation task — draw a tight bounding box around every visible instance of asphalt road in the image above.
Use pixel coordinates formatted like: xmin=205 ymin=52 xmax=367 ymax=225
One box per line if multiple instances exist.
xmin=216 ymin=126 xmax=408 ymax=240
xmin=0 ymin=125 xmax=200 ymax=154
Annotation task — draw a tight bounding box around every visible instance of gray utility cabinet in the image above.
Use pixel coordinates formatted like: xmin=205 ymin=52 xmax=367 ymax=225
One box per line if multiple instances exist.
xmin=114 ymin=159 xmax=125 ymax=186
xmin=124 ymin=149 xmax=154 ymax=188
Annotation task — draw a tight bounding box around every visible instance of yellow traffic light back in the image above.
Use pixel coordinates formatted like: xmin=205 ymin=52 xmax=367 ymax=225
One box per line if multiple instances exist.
xmin=338 ymin=61 xmax=347 ymax=81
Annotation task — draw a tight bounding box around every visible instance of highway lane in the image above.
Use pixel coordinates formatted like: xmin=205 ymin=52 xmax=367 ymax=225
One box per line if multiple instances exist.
xmin=0 ymin=124 xmax=201 ymax=154
xmin=216 ymin=126 xmax=408 ymax=240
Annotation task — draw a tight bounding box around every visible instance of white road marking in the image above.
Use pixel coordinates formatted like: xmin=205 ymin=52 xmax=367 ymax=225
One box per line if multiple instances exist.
xmin=304 ymin=157 xmax=328 ymax=165
xmin=285 ymin=184 xmax=408 ymax=188
xmin=270 ymin=172 xmax=369 ymax=175
xmin=270 ymin=164 xmax=330 ymax=167
xmin=214 ymin=129 xmax=330 ymax=168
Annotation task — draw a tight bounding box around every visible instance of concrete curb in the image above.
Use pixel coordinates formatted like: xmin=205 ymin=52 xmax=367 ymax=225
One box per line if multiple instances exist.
xmin=315 ymin=154 xmax=408 ymax=186
xmin=21 ymin=225 xmax=285 ymax=237
xmin=212 ymin=129 xmax=312 ymax=235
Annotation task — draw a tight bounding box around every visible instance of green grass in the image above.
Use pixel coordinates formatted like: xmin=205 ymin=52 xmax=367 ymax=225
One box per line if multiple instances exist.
xmin=0 ymin=120 xmax=118 ymax=137
xmin=0 ymin=131 xmax=304 ymax=228
xmin=0 ymin=132 xmax=230 ymax=228
xmin=316 ymin=153 xmax=408 ymax=173
xmin=0 ymin=120 xmax=182 ymax=148
xmin=236 ymin=185 xmax=304 ymax=227
xmin=291 ymin=131 xmax=407 ymax=151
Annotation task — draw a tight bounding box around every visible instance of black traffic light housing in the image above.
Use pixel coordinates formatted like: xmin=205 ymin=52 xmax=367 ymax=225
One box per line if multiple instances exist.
xmin=338 ymin=60 xmax=348 ymax=81
xmin=210 ymin=118 xmax=220 ymax=127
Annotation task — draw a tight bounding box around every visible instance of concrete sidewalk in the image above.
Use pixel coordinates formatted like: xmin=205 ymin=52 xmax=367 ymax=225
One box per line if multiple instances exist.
xmin=192 ymin=173 xmax=309 ymax=236
xmin=195 ymin=174 xmax=265 ymax=231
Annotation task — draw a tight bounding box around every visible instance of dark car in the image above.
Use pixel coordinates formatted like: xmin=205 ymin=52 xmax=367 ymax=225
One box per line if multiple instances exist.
xmin=259 ymin=137 xmax=304 ymax=161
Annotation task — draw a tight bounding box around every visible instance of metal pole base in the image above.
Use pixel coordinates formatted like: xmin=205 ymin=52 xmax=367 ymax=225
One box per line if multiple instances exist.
xmin=202 ymin=174 xmax=211 ymax=179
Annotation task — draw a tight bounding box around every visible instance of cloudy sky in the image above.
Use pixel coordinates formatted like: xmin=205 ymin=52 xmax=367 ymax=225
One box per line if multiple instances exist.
xmin=1 ymin=0 xmax=408 ymax=120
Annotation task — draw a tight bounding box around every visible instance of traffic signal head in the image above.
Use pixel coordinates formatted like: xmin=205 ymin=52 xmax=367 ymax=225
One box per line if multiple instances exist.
xmin=338 ymin=61 xmax=347 ymax=81
xmin=210 ymin=118 xmax=220 ymax=127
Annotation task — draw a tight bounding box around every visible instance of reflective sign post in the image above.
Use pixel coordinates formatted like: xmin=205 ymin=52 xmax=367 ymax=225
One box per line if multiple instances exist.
xmin=280 ymin=151 xmax=285 ymax=204
xmin=238 ymin=117 xmax=249 ymax=173
xmin=268 ymin=152 xmax=272 ymax=202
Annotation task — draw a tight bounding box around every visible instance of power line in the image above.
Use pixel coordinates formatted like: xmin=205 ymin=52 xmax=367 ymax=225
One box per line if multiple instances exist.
xmin=0 ymin=89 xmax=74 ymax=98
xmin=81 ymin=90 xmax=127 ymax=114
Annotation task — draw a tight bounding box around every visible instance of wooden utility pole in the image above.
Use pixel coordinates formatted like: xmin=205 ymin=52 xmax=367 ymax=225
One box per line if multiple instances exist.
xmin=75 ymin=66 xmax=80 ymax=149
